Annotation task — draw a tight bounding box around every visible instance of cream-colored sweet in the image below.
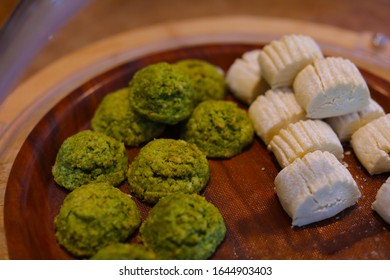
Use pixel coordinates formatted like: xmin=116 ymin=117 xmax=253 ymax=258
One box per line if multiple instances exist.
xmin=259 ymin=34 xmax=323 ymax=89
xmin=275 ymin=150 xmax=361 ymax=227
xmin=293 ymin=57 xmax=370 ymax=119
xmin=225 ymin=49 xmax=269 ymax=104
xmin=351 ymin=114 xmax=390 ymax=175
xmin=326 ymin=98 xmax=385 ymax=141
xmin=372 ymin=177 xmax=390 ymax=224
xmin=268 ymin=119 xmax=343 ymax=169
xmin=248 ymin=87 xmax=305 ymax=145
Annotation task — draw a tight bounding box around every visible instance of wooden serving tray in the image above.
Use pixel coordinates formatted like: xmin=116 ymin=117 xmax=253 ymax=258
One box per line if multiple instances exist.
xmin=4 ymin=43 xmax=390 ymax=260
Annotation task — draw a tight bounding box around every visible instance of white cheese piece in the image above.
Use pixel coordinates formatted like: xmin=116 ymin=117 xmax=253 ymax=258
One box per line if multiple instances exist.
xmin=268 ymin=119 xmax=344 ymax=169
xmin=351 ymin=114 xmax=390 ymax=175
xmin=275 ymin=150 xmax=361 ymax=227
xmin=372 ymin=177 xmax=390 ymax=224
xmin=248 ymin=87 xmax=305 ymax=145
xmin=326 ymin=98 xmax=385 ymax=141
xmin=293 ymin=57 xmax=370 ymax=119
xmin=259 ymin=34 xmax=323 ymax=89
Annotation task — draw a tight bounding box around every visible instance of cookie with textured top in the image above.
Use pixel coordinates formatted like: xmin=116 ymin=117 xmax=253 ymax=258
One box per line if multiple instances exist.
xmin=181 ymin=100 xmax=254 ymax=158
xmin=127 ymin=138 xmax=210 ymax=204
xmin=140 ymin=193 xmax=226 ymax=259
xmin=351 ymin=113 xmax=390 ymax=175
xmin=55 ymin=183 xmax=141 ymax=257
xmin=325 ymin=98 xmax=385 ymax=142
xmin=52 ymin=130 xmax=128 ymax=191
xmin=268 ymin=119 xmax=343 ymax=169
xmin=259 ymin=34 xmax=323 ymax=88
xmin=248 ymin=87 xmax=305 ymax=145
xmin=128 ymin=62 xmax=196 ymax=125
xmin=226 ymin=49 xmax=269 ymax=104
xmin=274 ymin=151 xmax=360 ymax=227
xmin=174 ymin=59 xmax=226 ymax=102
xmin=91 ymin=88 xmax=165 ymax=146
xmin=293 ymin=57 xmax=370 ymax=119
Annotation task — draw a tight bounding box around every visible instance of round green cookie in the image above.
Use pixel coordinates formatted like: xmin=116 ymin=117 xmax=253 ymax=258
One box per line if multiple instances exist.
xmin=127 ymin=138 xmax=210 ymax=204
xmin=52 ymin=130 xmax=128 ymax=191
xmin=54 ymin=183 xmax=141 ymax=257
xmin=174 ymin=59 xmax=226 ymax=102
xmin=91 ymin=243 xmax=156 ymax=260
xmin=91 ymin=88 xmax=165 ymax=146
xmin=128 ymin=62 xmax=196 ymax=125
xmin=140 ymin=193 xmax=226 ymax=260
xmin=181 ymin=100 xmax=254 ymax=158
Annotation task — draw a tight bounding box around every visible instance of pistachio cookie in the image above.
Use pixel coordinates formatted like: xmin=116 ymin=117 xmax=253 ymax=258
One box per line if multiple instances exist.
xmin=140 ymin=193 xmax=226 ymax=259
xmin=181 ymin=100 xmax=254 ymax=158
xmin=127 ymin=138 xmax=210 ymax=204
xmin=91 ymin=243 xmax=156 ymax=260
xmin=91 ymin=88 xmax=165 ymax=146
xmin=174 ymin=59 xmax=226 ymax=102
xmin=128 ymin=62 xmax=196 ymax=125
xmin=55 ymin=183 xmax=141 ymax=257
xmin=52 ymin=130 xmax=128 ymax=191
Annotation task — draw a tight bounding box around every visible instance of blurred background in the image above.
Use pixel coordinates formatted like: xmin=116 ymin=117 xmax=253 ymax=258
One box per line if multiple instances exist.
xmin=1 ymin=0 xmax=389 ymax=84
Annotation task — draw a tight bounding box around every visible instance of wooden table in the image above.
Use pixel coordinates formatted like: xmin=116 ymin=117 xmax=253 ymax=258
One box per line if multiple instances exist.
xmin=0 ymin=13 xmax=389 ymax=259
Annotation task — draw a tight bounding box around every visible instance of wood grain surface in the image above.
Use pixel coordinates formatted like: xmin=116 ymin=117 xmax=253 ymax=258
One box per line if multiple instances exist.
xmin=4 ymin=43 xmax=390 ymax=260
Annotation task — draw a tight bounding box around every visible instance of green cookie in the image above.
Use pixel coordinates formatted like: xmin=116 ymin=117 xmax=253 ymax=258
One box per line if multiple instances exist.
xmin=140 ymin=193 xmax=226 ymax=259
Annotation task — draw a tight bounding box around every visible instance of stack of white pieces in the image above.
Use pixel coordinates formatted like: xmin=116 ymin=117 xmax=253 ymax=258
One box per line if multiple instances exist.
xmin=226 ymin=34 xmax=389 ymax=227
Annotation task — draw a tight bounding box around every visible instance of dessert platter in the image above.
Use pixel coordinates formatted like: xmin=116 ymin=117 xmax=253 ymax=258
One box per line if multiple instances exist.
xmin=0 ymin=17 xmax=389 ymax=259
